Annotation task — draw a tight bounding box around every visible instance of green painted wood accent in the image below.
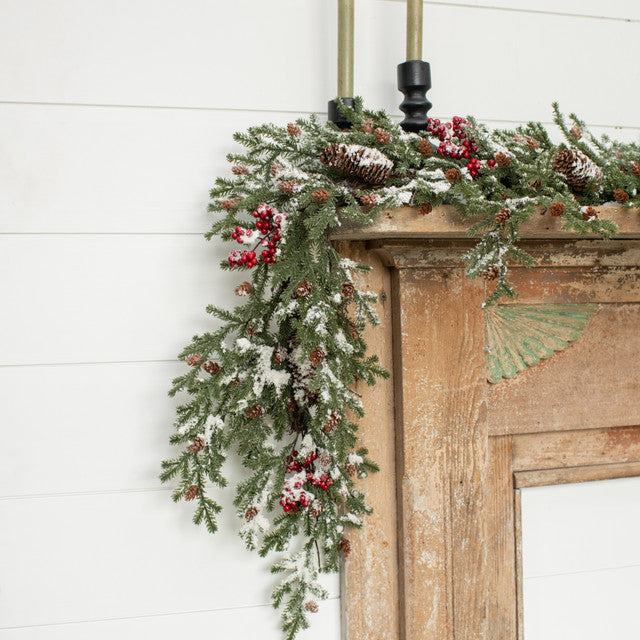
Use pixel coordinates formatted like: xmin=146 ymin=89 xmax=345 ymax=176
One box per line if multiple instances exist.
xmin=485 ymin=304 xmax=600 ymax=384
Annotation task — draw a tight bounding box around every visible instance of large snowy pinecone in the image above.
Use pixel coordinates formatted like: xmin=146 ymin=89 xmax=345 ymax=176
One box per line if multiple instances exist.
xmin=319 ymin=143 xmax=393 ymax=185
xmin=552 ymin=148 xmax=603 ymax=194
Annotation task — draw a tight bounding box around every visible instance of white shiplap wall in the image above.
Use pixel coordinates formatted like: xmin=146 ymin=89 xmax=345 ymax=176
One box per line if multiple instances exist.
xmin=0 ymin=1 xmax=638 ymax=638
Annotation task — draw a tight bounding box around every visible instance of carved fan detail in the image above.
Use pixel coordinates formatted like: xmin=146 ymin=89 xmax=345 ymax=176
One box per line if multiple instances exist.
xmin=484 ymin=304 xmax=599 ymax=383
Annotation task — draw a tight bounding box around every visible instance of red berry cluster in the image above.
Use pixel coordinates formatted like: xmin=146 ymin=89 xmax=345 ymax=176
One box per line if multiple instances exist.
xmin=279 ymin=448 xmax=333 ymax=513
xmin=466 ymin=157 xmax=482 ymax=178
xmin=428 ymin=116 xmax=478 ymax=160
xmin=227 ymin=203 xmax=286 ymax=268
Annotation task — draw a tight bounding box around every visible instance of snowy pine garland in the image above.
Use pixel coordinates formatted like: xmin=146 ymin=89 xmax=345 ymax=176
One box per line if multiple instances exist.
xmin=160 ymin=99 xmax=639 ymax=639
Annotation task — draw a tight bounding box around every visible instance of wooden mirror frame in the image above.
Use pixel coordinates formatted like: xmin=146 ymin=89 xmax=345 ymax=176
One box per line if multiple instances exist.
xmin=333 ymin=206 xmax=640 ymax=640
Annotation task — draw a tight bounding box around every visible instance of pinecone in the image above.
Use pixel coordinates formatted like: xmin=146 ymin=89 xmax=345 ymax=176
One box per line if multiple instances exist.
xmin=552 ymin=148 xmax=603 ymax=193
xmin=445 ymin=168 xmax=462 ymax=183
xmin=360 ymin=193 xmax=378 ymax=207
xmin=582 ymin=206 xmax=598 ymax=221
xmin=186 ymin=354 xmax=202 ymax=366
xmin=287 ymin=122 xmax=301 ymax=137
xmin=184 ymin=485 xmax=200 ymax=501
xmin=345 ymin=461 xmax=357 ymax=477
xmin=304 ymin=601 xmax=319 ymax=613
xmin=342 ymin=282 xmax=355 ymax=298
xmin=279 ymin=180 xmax=298 ymax=194
xmin=361 ymin=118 xmax=374 ymax=134
xmin=246 ymin=405 xmax=264 ymax=419
xmin=273 ymin=347 xmax=287 ymax=364
xmin=495 ymin=152 xmax=511 ymax=168
xmin=529 ymin=178 xmax=542 ymax=190
xmin=323 ymin=411 xmax=341 ymax=434
xmin=312 ymin=188 xmax=330 ymax=203
xmin=418 ymin=138 xmax=434 ymax=157
xmin=270 ymin=163 xmax=282 ymax=177
xmin=570 ymin=126 xmax=582 ymax=140
xmin=549 ymin=202 xmax=565 ymax=217
xmin=319 ymin=143 xmax=393 ymax=185
xmin=232 ymin=378 xmax=242 ymax=387
xmin=221 ymin=197 xmax=239 ymax=211
xmin=631 ymin=162 xmax=640 ymax=177
xmin=495 ymin=208 xmax=511 ymax=224
xmin=318 ymin=450 xmax=332 ymax=467
xmin=309 ymin=348 xmax=325 ymax=365
xmin=287 ymin=397 xmax=298 ymax=413
xmin=482 ymin=265 xmax=500 ymax=281
xmin=418 ymin=203 xmax=433 ymax=215
xmin=374 ymin=127 xmax=391 ymax=144
xmin=235 ymin=281 xmax=252 ymax=296
xmin=295 ymin=281 xmax=312 ymax=297
xmin=347 ymin=322 xmax=359 ymax=340
xmin=614 ymin=189 xmax=630 ymax=204
xmin=245 ymin=506 xmax=258 ymax=520
xmin=203 ymin=361 xmax=220 ymax=375
xmin=232 ymin=165 xmax=249 ymax=176
xmin=189 ymin=436 xmax=205 ymax=453
xmin=526 ymin=137 xmax=540 ymax=150
xmin=309 ymin=501 xmax=324 ymax=517
xmin=338 ymin=537 xmax=352 ymax=557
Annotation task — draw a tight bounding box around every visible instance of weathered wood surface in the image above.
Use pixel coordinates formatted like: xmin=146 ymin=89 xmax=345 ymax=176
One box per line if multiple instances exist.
xmin=514 ymin=461 xmax=640 ymax=488
xmin=332 ymin=205 xmax=640 ymax=241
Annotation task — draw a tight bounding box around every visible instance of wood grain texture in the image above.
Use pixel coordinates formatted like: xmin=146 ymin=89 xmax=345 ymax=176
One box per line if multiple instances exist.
xmin=334 ymin=242 xmax=399 ymax=640
xmin=515 ymin=461 xmax=640 ymax=488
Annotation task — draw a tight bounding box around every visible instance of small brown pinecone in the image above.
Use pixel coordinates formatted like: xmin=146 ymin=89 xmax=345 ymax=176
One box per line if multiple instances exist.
xmin=186 ymin=353 xmax=202 ymax=367
xmin=245 ymin=506 xmax=258 ymax=520
xmin=582 ymin=206 xmax=598 ymax=221
xmin=246 ymin=405 xmax=264 ymax=419
xmin=318 ymin=450 xmax=332 ymax=467
xmin=323 ymin=411 xmax=341 ymax=434
xmin=235 ymin=281 xmax=252 ymax=296
xmin=418 ymin=203 xmax=433 ymax=216
xmin=360 ymin=193 xmax=378 ymax=207
xmin=482 ymin=265 xmax=501 ymax=281
xmin=419 ymin=138 xmax=434 ymax=157
xmin=552 ymin=148 xmax=603 ymax=193
xmin=189 ymin=436 xmax=205 ymax=453
xmin=184 ymin=485 xmax=200 ymax=501
xmin=319 ymin=143 xmax=393 ymax=185
xmin=232 ymin=378 xmax=242 ymax=387
xmin=530 ymin=178 xmax=542 ymax=190
xmin=549 ymin=202 xmax=565 ymax=217
xmin=338 ymin=537 xmax=352 ymax=557
xmin=287 ymin=397 xmax=298 ymax=413
xmin=342 ymin=282 xmax=355 ymax=298
xmin=374 ymin=127 xmax=391 ymax=145
xmin=631 ymin=162 xmax=640 ymax=178
xmin=246 ymin=326 xmax=257 ymax=337
xmin=232 ymin=165 xmax=249 ymax=176
xmin=273 ymin=347 xmax=287 ymax=364
xmin=495 ymin=152 xmax=511 ymax=168
xmin=309 ymin=348 xmax=325 ymax=365
xmin=287 ymin=122 xmax=301 ymax=137
xmin=361 ymin=118 xmax=374 ymax=134
xmin=614 ymin=189 xmax=630 ymax=204
xmin=526 ymin=137 xmax=540 ymax=150
xmin=495 ymin=208 xmax=511 ymax=224
xmin=203 ymin=361 xmax=220 ymax=375
xmin=270 ymin=163 xmax=282 ymax=177
xmin=221 ymin=198 xmax=239 ymax=211
xmin=304 ymin=601 xmax=319 ymax=613
xmin=279 ymin=180 xmax=298 ymax=194
xmin=347 ymin=322 xmax=359 ymax=340
xmin=312 ymin=188 xmax=330 ymax=203
xmin=445 ymin=168 xmax=462 ymax=183
xmin=570 ymin=126 xmax=582 ymax=140
xmin=295 ymin=281 xmax=312 ymax=297
xmin=309 ymin=501 xmax=324 ymax=517
xmin=345 ymin=461 xmax=357 ymax=477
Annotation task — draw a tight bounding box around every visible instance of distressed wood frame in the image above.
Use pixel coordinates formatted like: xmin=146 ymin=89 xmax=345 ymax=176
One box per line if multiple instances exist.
xmin=334 ymin=206 xmax=640 ymax=640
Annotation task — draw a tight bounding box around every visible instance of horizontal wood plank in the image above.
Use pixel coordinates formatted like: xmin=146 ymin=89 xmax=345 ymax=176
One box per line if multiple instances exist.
xmin=0 ymin=490 xmax=340 ymax=628
xmin=515 ymin=461 xmax=640 ymax=488
xmin=0 ymin=1 xmax=638 ymax=127
xmin=0 ymin=234 xmax=239 ymax=365
xmin=0 ymin=600 xmax=340 ymax=640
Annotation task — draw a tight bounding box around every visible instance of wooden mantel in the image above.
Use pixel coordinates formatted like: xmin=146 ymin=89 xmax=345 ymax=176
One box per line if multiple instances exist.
xmin=332 ymin=206 xmax=640 ymax=640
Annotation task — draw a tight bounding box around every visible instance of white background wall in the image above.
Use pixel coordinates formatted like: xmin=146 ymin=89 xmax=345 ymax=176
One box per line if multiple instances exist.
xmin=0 ymin=1 xmax=638 ymax=638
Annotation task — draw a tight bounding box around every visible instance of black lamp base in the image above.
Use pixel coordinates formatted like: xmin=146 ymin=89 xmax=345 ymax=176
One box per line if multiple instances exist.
xmin=328 ymin=97 xmax=355 ymax=129
xmin=397 ymin=60 xmax=432 ymax=133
